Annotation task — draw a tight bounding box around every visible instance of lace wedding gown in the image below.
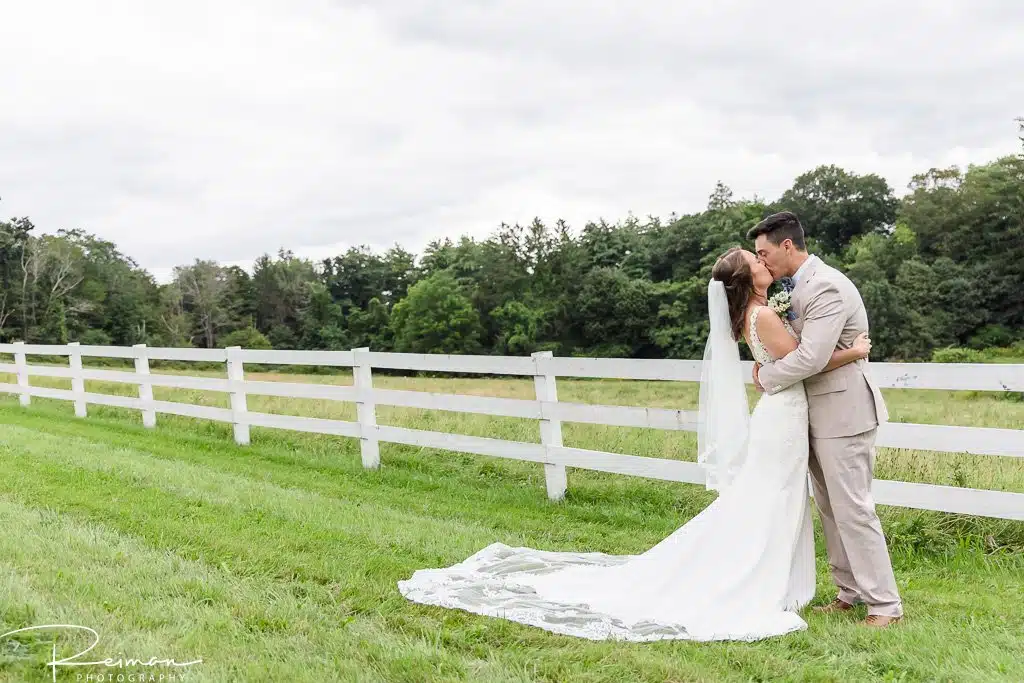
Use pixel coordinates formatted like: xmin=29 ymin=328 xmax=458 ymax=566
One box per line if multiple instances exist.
xmin=398 ymin=306 xmax=816 ymax=642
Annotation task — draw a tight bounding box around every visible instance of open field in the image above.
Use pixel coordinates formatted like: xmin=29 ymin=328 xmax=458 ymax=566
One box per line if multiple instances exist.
xmin=1 ymin=367 xmax=1023 ymax=682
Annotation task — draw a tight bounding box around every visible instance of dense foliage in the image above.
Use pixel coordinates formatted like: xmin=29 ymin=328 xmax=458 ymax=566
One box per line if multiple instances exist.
xmin=2 ymin=141 xmax=1022 ymax=361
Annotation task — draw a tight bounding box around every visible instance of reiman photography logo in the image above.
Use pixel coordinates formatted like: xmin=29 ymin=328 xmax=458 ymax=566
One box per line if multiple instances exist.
xmin=1 ymin=624 xmax=202 ymax=682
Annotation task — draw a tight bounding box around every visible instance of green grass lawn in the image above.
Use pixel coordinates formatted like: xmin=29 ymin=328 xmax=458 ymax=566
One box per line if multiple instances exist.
xmin=1 ymin=368 xmax=1023 ymax=682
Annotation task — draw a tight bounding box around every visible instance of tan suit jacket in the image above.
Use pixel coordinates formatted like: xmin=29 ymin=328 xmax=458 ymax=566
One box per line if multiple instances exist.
xmin=757 ymin=256 xmax=888 ymax=439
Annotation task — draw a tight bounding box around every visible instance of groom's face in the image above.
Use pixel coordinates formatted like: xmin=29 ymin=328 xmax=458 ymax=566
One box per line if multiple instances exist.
xmin=754 ymin=235 xmax=790 ymax=280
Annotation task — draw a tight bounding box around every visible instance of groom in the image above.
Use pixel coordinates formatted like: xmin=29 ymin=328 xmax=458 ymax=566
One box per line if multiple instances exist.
xmin=748 ymin=211 xmax=903 ymax=628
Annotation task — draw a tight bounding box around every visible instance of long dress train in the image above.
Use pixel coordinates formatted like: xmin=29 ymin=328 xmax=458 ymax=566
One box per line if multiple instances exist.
xmin=398 ymin=307 xmax=815 ymax=642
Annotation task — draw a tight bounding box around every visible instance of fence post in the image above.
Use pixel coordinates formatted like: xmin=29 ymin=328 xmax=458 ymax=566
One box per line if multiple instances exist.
xmin=68 ymin=341 xmax=87 ymax=417
xmin=13 ymin=341 xmax=30 ymax=407
xmin=226 ymin=346 xmax=250 ymax=446
xmin=352 ymin=347 xmax=380 ymax=469
xmin=532 ymin=351 xmax=567 ymax=501
xmin=133 ymin=344 xmax=156 ymax=428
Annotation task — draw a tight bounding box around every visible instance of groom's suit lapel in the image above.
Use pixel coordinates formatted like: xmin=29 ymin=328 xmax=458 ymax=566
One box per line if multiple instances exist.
xmin=789 ymin=256 xmax=821 ymax=336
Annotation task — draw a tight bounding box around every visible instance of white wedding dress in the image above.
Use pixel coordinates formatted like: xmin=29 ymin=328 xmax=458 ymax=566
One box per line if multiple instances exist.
xmin=398 ymin=297 xmax=816 ymax=642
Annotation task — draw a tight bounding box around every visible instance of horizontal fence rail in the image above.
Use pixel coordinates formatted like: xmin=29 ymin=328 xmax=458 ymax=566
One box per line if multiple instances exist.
xmin=0 ymin=342 xmax=1022 ymax=521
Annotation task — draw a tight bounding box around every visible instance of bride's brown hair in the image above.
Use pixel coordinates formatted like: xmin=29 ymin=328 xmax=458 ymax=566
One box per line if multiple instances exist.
xmin=711 ymin=247 xmax=754 ymax=341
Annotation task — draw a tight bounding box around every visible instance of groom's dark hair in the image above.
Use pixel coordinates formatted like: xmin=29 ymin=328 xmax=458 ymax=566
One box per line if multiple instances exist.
xmin=746 ymin=211 xmax=806 ymax=251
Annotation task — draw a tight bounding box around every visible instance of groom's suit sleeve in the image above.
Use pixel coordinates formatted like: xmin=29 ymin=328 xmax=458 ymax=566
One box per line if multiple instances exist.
xmin=757 ymin=280 xmax=845 ymax=395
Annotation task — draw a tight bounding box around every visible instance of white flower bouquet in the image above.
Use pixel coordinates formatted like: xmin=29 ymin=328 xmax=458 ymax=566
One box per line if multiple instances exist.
xmin=767 ymin=290 xmax=792 ymax=318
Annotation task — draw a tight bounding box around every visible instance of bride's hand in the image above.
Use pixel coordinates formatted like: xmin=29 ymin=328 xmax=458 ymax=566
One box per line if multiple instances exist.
xmin=852 ymin=332 xmax=872 ymax=359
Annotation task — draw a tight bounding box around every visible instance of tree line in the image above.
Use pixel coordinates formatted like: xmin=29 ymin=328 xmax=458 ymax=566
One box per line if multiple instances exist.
xmin=2 ymin=137 xmax=1022 ymax=362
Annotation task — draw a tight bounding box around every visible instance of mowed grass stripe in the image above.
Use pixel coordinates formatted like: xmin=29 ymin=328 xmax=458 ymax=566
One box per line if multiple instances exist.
xmin=0 ymin=423 xmax=543 ymax=582
xmin=0 ymin=495 xmax=486 ymax=683
xmin=0 ymin=423 xmax=610 ymax=682
xmin=0 ymin=403 xmax=701 ymax=548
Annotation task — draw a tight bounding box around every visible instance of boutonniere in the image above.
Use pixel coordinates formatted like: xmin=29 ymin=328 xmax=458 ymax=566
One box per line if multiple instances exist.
xmin=767 ymin=290 xmax=795 ymax=321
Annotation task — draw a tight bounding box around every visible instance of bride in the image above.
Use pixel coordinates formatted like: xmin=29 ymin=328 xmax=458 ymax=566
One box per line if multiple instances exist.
xmin=397 ymin=247 xmax=872 ymax=642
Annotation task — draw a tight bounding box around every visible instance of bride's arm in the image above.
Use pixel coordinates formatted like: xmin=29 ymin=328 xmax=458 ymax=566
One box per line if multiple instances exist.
xmin=750 ymin=307 xmax=798 ymax=359
xmin=754 ymin=309 xmax=871 ymax=370
xmin=823 ymin=333 xmax=872 ymax=371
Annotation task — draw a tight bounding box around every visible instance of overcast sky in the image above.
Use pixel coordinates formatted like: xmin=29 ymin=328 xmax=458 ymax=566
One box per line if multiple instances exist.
xmin=2 ymin=1 xmax=1022 ymax=282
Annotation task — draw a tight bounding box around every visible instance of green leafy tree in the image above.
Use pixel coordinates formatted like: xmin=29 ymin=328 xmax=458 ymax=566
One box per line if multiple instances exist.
xmin=491 ymin=300 xmax=545 ymax=356
xmin=390 ymin=271 xmax=483 ymax=354
xmin=776 ymin=165 xmax=898 ymax=255
xmin=252 ymin=249 xmax=317 ymax=346
xmin=571 ymin=267 xmax=659 ymax=358
xmin=172 ymin=259 xmax=230 ymax=348
xmin=220 ymin=326 xmax=272 ymax=349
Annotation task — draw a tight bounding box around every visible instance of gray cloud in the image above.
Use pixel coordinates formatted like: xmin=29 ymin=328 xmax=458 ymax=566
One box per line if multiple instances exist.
xmin=366 ymin=1 xmax=1024 ymax=152
xmin=1 ymin=0 xmax=1021 ymax=281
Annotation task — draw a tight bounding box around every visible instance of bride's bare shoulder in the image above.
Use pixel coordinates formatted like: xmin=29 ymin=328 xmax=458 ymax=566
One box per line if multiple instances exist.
xmin=751 ymin=305 xmax=782 ymax=329
xmin=751 ymin=306 xmax=797 ymax=356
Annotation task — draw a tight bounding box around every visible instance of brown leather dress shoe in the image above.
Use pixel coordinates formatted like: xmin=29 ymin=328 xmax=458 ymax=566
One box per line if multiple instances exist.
xmin=861 ymin=615 xmax=902 ymax=628
xmin=813 ymin=598 xmax=856 ymax=614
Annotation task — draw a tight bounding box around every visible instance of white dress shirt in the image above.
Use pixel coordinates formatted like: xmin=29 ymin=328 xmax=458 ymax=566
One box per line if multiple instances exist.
xmin=791 ymin=254 xmax=817 ymax=285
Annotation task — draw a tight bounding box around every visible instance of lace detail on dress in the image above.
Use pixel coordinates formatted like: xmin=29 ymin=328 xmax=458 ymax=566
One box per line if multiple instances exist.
xmin=748 ymin=307 xmax=797 ymax=366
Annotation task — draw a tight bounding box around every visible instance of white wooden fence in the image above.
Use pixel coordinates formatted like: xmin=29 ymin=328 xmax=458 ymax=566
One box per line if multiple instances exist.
xmin=0 ymin=341 xmax=1022 ymax=521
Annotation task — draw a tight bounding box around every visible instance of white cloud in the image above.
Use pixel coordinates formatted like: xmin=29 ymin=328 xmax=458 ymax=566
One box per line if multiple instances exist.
xmin=2 ymin=1 xmax=1021 ymax=282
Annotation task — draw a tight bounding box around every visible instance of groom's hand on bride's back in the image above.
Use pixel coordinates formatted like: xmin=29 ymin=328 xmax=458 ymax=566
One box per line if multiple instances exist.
xmin=753 ymin=363 xmax=765 ymax=392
